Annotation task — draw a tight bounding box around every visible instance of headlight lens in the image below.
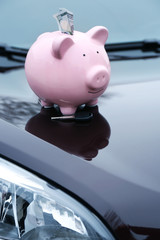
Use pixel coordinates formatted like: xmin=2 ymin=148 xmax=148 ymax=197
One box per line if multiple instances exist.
xmin=0 ymin=157 xmax=114 ymax=240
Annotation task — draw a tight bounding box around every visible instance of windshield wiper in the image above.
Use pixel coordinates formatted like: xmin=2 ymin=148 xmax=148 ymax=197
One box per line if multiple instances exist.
xmin=105 ymin=39 xmax=160 ymax=61
xmin=0 ymin=43 xmax=27 ymax=72
xmin=1 ymin=39 xmax=160 ymax=72
xmin=0 ymin=43 xmax=27 ymax=60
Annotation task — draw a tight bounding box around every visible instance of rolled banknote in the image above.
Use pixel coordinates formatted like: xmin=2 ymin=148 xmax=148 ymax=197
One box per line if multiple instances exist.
xmin=54 ymin=8 xmax=74 ymax=35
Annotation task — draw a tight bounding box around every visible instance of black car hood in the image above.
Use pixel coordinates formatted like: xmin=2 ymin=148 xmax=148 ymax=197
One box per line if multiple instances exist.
xmin=0 ymin=73 xmax=160 ymax=240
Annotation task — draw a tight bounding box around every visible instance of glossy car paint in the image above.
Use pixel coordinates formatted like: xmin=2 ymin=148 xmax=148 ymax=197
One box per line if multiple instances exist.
xmin=0 ymin=58 xmax=160 ymax=240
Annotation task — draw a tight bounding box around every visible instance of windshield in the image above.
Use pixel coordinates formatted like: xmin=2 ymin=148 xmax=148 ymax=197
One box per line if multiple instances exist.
xmin=1 ymin=0 xmax=160 ymax=46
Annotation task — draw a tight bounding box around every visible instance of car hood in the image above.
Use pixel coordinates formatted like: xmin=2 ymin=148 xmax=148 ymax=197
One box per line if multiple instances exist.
xmin=0 ymin=71 xmax=160 ymax=240
xmin=93 ymin=80 xmax=160 ymax=239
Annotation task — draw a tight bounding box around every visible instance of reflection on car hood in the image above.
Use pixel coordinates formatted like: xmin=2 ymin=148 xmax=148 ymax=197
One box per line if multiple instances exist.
xmin=0 ymin=97 xmax=40 ymax=128
xmin=25 ymin=105 xmax=111 ymax=161
xmin=0 ymin=79 xmax=160 ymax=240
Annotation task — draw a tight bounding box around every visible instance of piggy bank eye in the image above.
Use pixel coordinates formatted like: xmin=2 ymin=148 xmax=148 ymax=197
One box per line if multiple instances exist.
xmin=83 ymin=54 xmax=86 ymax=57
xmin=97 ymin=51 xmax=99 ymax=54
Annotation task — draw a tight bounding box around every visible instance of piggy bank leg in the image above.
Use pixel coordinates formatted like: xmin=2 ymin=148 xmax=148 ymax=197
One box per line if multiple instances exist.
xmin=87 ymin=99 xmax=98 ymax=107
xmin=60 ymin=106 xmax=77 ymax=115
xmin=41 ymin=100 xmax=53 ymax=108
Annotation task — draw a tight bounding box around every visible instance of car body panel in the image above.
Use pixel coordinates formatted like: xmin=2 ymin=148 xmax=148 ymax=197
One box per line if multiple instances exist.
xmin=0 ymin=67 xmax=160 ymax=239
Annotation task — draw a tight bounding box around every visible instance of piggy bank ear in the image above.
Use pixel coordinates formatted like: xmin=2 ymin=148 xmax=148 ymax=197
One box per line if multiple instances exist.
xmin=52 ymin=35 xmax=74 ymax=59
xmin=86 ymin=26 xmax=108 ymax=45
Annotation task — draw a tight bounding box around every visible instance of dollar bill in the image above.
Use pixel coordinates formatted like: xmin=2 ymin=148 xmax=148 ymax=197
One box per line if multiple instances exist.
xmin=54 ymin=8 xmax=74 ymax=35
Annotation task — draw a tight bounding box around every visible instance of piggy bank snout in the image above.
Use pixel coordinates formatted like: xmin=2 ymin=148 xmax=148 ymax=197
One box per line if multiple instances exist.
xmin=86 ymin=66 xmax=109 ymax=90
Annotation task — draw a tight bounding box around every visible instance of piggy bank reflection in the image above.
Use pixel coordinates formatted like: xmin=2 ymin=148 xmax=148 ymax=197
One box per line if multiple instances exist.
xmin=25 ymin=106 xmax=111 ymax=161
xmin=25 ymin=26 xmax=111 ymax=115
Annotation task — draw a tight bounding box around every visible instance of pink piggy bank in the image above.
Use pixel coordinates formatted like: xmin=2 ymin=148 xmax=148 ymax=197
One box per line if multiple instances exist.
xmin=25 ymin=26 xmax=111 ymax=115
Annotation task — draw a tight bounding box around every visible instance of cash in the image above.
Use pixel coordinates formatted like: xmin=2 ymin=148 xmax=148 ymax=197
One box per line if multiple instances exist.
xmin=54 ymin=8 xmax=74 ymax=35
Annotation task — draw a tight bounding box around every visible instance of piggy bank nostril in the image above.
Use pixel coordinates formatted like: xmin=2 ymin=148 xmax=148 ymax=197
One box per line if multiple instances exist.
xmin=96 ymin=74 xmax=105 ymax=82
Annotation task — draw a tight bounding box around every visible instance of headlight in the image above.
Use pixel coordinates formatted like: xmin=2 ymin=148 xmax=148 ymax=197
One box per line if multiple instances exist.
xmin=0 ymin=157 xmax=114 ymax=240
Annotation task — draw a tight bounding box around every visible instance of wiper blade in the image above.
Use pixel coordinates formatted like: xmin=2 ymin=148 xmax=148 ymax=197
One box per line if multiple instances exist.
xmin=0 ymin=65 xmax=24 ymax=73
xmin=0 ymin=43 xmax=27 ymax=62
xmin=105 ymin=39 xmax=160 ymax=52
xmin=1 ymin=39 xmax=160 ymax=73
xmin=0 ymin=43 xmax=28 ymax=72
xmin=105 ymin=39 xmax=160 ymax=61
